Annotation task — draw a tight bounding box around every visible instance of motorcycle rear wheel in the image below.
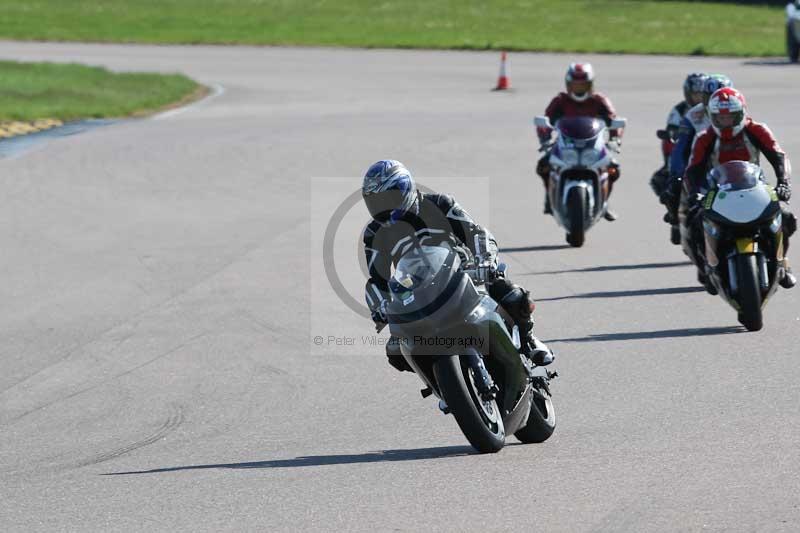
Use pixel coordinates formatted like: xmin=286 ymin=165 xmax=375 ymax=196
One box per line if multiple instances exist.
xmin=434 ymin=355 xmax=505 ymax=453
xmin=514 ymin=381 xmax=556 ymax=444
xmin=736 ymin=254 xmax=763 ymax=332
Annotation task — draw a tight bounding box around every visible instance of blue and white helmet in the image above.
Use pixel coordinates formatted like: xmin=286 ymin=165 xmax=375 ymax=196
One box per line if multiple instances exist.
xmin=702 ymin=74 xmax=733 ymax=105
xmin=362 ymin=160 xmax=419 ymax=226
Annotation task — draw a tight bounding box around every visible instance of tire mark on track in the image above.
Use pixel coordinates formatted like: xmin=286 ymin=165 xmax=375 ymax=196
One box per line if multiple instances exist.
xmin=77 ymin=404 xmax=184 ymax=467
xmin=1 ymin=216 xmax=306 ymax=398
xmin=0 ymin=332 xmax=205 ymax=427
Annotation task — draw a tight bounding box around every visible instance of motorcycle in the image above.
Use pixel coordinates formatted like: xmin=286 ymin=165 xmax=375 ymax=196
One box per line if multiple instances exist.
xmin=534 ymin=115 xmax=627 ymax=247
xmin=701 ymin=161 xmax=786 ymax=331
xmin=788 ymin=1 xmax=800 ymax=63
xmin=678 ymin=185 xmax=710 ymax=287
xmin=384 ymin=242 xmax=556 ymax=453
xmin=654 ymin=129 xmax=681 ymax=246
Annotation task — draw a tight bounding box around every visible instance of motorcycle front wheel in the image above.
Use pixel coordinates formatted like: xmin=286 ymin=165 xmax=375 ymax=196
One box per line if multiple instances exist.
xmin=566 ymin=187 xmax=587 ymax=247
xmin=736 ymin=254 xmax=763 ymax=332
xmin=434 ymin=355 xmax=505 ymax=453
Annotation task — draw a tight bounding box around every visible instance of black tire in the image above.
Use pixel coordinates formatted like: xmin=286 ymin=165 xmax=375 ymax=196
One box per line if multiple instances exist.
xmin=670 ymin=224 xmax=681 ymax=246
xmin=788 ymin=24 xmax=799 ymax=63
xmin=433 ymin=355 xmax=505 ymax=453
xmin=514 ymin=382 xmax=556 ymax=444
xmin=566 ymin=187 xmax=587 ymax=248
xmin=736 ymin=254 xmax=763 ymax=332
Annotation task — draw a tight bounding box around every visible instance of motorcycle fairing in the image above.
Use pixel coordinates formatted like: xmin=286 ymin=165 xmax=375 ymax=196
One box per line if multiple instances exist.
xmin=707 ymin=183 xmax=777 ymax=225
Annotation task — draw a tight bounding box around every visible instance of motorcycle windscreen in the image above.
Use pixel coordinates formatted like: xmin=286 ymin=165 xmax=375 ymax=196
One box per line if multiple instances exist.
xmin=556 ymin=117 xmax=604 ymax=149
xmin=386 ymin=245 xmax=480 ymax=327
xmin=709 ymin=162 xmax=760 ymax=192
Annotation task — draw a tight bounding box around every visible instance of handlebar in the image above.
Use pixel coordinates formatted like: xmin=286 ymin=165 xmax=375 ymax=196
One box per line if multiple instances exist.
xmin=463 ymin=261 xmax=506 ymax=284
xmin=538 ymin=141 xmax=554 ymax=153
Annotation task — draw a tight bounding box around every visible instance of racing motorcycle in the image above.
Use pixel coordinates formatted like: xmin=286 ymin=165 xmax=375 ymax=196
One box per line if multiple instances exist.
xmin=384 ymin=242 xmax=557 ymax=453
xmin=654 ymin=129 xmax=682 ymax=245
xmin=534 ymin=115 xmax=627 ymax=247
xmin=701 ymin=161 xmax=786 ymax=331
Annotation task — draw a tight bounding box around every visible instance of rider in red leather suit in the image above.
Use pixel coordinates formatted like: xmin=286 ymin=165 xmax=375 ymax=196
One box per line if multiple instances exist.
xmin=536 ymin=63 xmax=622 ymax=220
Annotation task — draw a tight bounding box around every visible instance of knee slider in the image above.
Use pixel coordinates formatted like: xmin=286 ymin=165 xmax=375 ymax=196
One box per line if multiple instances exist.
xmin=783 ymin=209 xmax=797 ymax=237
xmin=492 ymin=280 xmax=533 ymax=321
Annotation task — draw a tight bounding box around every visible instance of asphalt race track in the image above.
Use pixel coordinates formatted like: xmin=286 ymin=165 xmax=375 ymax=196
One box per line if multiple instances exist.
xmin=0 ymin=42 xmax=799 ymax=532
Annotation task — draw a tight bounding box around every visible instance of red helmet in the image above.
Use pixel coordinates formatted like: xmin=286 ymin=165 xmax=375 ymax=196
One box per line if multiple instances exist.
xmin=708 ymin=87 xmax=747 ymax=140
xmin=565 ymin=63 xmax=594 ymax=102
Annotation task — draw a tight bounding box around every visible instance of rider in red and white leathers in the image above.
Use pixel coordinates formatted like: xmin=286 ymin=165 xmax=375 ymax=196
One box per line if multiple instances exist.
xmin=684 ymin=87 xmax=796 ymax=288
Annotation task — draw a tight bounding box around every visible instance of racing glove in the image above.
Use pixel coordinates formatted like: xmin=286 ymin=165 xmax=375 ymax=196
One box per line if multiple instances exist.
xmin=536 ymin=126 xmax=552 ymax=145
xmin=475 ymin=252 xmax=499 ymax=283
xmin=371 ymin=300 xmax=388 ymax=333
xmin=776 ymin=181 xmax=792 ymax=202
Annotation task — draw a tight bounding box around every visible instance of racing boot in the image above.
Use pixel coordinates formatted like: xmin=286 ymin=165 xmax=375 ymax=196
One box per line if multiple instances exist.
xmin=522 ymin=334 xmax=554 ymax=366
xmin=698 ymin=267 xmax=718 ymax=295
xmin=780 ymin=265 xmax=797 ymax=289
xmin=604 ymin=161 xmax=621 ymax=221
xmin=520 ymin=321 xmax=554 ymax=366
xmin=603 ymin=208 xmax=618 ymax=221
xmin=538 ymin=161 xmax=553 ymax=215
xmin=702 ymin=265 xmax=720 ymax=295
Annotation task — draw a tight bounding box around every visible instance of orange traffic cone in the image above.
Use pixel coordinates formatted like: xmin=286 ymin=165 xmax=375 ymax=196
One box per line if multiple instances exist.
xmin=493 ymin=51 xmax=511 ymax=91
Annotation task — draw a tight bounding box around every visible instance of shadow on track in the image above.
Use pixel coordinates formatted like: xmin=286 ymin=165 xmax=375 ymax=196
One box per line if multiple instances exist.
xmin=537 ymin=286 xmax=704 ymax=302
xmin=547 ymin=325 xmax=741 ymax=344
xmin=104 ymin=445 xmax=474 ymax=475
xmin=522 ymin=260 xmax=691 ymax=276
xmin=499 ymin=244 xmax=571 ymax=253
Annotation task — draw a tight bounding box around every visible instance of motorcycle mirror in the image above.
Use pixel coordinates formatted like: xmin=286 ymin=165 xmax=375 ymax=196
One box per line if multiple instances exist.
xmin=533 ymin=116 xmax=551 ymax=129
xmin=497 ymin=262 xmax=508 ymax=275
xmin=610 ymin=118 xmax=627 ymax=129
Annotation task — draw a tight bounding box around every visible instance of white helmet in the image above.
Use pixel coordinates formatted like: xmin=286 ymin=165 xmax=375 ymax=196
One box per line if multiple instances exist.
xmin=708 ymin=88 xmax=747 ymax=140
xmin=565 ymin=63 xmax=595 ymax=102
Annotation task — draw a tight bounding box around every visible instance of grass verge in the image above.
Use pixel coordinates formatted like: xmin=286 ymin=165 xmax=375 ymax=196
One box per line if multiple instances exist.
xmin=0 ymin=0 xmax=788 ymax=56
xmin=0 ymin=60 xmax=203 ymax=122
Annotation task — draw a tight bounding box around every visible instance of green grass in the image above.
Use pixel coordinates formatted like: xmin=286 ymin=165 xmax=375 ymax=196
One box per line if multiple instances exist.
xmin=0 ymin=61 xmax=202 ymax=121
xmin=0 ymin=0 xmax=788 ymax=56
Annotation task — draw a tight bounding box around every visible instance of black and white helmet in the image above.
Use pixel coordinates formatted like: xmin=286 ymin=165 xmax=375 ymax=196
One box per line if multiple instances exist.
xmin=362 ymin=160 xmax=420 ymax=226
xmin=683 ymin=73 xmax=708 ymax=106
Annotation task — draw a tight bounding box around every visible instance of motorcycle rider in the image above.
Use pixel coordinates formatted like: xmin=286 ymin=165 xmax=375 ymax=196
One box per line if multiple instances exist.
xmin=661 ymin=74 xmax=734 ymax=222
xmin=536 ymin=63 xmax=623 ymax=220
xmin=361 ymin=160 xmax=554 ymax=372
xmin=651 ymin=73 xmax=708 ymax=196
xmin=684 ymin=87 xmax=796 ymax=289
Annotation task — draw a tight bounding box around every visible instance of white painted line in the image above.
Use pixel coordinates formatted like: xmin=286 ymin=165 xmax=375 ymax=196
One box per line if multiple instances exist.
xmin=152 ymin=83 xmax=225 ymax=120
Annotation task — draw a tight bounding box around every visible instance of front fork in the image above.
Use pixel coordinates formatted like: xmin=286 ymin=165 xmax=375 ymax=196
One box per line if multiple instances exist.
xmin=705 ymin=231 xmax=772 ymax=294
xmin=462 ymin=351 xmax=499 ymax=401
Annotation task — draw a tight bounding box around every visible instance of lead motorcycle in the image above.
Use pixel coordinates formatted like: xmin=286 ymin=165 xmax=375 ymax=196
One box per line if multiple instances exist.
xmin=534 ymin=115 xmax=627 ymax=247
xmin=384 ymin=242 xmax=557 ymax=453
xmin=701 ymin=161 xmax=787 ymax=331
